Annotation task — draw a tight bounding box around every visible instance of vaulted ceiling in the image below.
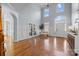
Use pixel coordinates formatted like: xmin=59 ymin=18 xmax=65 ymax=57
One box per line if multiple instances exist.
xmin=9 ymin=3 xmax=49 ymax=12
xmin=10 ymin=3 xmax=30 ymax=12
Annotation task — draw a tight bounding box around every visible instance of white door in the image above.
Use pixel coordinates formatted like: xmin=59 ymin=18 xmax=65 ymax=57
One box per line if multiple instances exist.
xmin=44 ymin=22 xmax=49 ymax=34
xmin=54 ymin=15 xmax=67 ymax=37
xmin=55 ymin=22 xmax=67 ymax=37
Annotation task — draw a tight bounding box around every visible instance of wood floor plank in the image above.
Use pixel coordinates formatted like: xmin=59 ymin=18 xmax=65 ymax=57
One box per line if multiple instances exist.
xmin=12 ymin=35 xmax=75 ymax=56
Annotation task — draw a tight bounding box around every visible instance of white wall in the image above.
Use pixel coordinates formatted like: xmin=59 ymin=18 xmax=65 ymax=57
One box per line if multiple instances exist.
xmin=49 ymin=3 xmax=72 ymax=37
xmin=72 ymin=3 xmax=79 ymax=55
xmin=2 ymin=4 xmax=18 ymax=55
xmin=2 ymin=4 xmax=18 ymax=40
xmin=16 ymin=4 xmax=41 ymax=41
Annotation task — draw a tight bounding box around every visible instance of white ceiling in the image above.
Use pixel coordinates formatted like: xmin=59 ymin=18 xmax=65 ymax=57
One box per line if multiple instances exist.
xmin=10 ymin=3 xmax=30 ymax=12
xmin=10 ymin=3 xmax=48 ymax=12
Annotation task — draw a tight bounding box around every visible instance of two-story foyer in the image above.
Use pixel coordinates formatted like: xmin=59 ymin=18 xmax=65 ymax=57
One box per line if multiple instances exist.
xmin=0 ymin=3 xmax=79 ymax=56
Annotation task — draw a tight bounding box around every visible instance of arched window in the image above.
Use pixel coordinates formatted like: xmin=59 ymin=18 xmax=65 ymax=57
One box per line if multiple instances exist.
xmin=56 ymin=3 xmax=64 ymax=13
xmin=43 ymin=8 xmax=49 ymax=17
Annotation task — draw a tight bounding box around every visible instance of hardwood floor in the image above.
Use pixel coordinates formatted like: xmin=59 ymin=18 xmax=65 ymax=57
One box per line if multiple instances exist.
xmin=12 ymin=35 xmax=75 ymax=56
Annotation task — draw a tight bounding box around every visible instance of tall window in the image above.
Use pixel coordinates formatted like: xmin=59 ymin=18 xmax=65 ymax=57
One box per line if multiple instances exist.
xmin=56 ymin=3 xmax=64 ymax=13
xmin=43 ymin=8 xmax=49 ymax=17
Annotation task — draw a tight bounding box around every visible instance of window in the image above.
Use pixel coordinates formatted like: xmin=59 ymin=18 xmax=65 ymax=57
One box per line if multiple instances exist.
xmin=55 ymin=15 xmax=66 ymax=23
xmin=43 ymin=8 xmax=49 ymax=17
xmin=56 ymin=3 xmax=64 ymax=13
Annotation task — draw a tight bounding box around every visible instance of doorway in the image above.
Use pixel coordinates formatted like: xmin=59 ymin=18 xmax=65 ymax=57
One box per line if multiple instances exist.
xmin=44 ymin=22 xmax=49 ymax=34
xmin=54 ymin=16 xmax=67 ymax=37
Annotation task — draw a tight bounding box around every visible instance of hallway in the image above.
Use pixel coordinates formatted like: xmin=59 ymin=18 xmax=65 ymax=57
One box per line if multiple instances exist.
xmin=1 ymin=3 xmax=79 ymax=56
xmin=13 ymin=35 xmax=75 ymax=56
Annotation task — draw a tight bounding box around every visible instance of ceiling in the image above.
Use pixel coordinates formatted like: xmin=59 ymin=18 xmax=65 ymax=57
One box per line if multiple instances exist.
xmin=9 ymin=3 xmax=49 ymax=12
xmin=10 ymin=3 xmax=30 ymax=12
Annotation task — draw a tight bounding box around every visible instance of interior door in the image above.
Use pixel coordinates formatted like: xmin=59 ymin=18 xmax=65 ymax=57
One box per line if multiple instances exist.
xmin=56 ymin=22 xmax=65 ymax=37
xmin=55 ymin=22 xmax=67 ymax=37
xmin=54 ymin=15 xmax=67 ymax=37
xmin=0 ymin=5 xmax=5 ymax=56
xmin=44 ymin=22 xmax=49 ymax=33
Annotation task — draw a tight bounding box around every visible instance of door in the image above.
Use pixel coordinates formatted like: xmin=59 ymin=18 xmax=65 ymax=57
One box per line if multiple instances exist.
xmin=44 ymin=22 xmax=49 ymax=34
xmin=55 ymin=22 xmax=67 ymax=37
xmin=54 ymin=16 xmax=67 ymax=37
xmin=0 ymin=5 xmax=5 ymax=56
